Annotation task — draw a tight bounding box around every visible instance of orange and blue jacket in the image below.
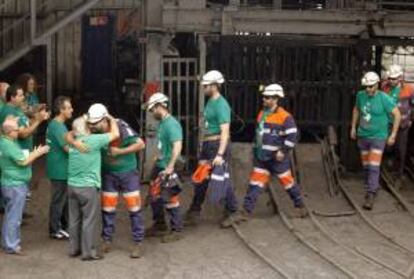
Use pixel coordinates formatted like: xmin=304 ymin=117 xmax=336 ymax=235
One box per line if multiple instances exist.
xmin=255 ymin=107 xmax=298 ymax=161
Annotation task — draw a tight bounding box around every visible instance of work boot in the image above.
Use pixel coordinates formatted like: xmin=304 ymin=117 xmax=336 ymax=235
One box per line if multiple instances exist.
xmin=362 ymin=192 xmax=376 ymax=210
xmin=220 ymin=210 xmax=250 ymax=228
xmin=296 ymin=204 xmax=309 ymax=218
xmin=183 ymin=210 xmax=200 ymax=227
xmin=161 ymin=231 xmax=182 ymax=243
xmin=23 ymin=212 xmax=33 ymax=219
xmin=394 ymin=175 xmax=406 ymax=191
xmin=394 ymin=179 xmax=403 ymax=191
xmin=130 ymin=243 xmax=143 ymax=259
xmin=145 ymin=222 xmax=168 ymax=237
xmin=101 ymin=240 xmax=112 ymax=253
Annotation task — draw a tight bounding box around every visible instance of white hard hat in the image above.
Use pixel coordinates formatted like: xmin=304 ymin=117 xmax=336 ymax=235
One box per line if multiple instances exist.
xmin=201 ymin=70 xmax=225 ymax=85
xmin=361 ymin=72 xmax=380 ymax=86
xmin=387 ymin=64 xmax=403 ymax=79
xmin=87 ymin=103 xmax=108 ymax=124
xmin=262 ymin=84 xmax=284 ymax=98
xmin=145 ymin=92 xmax=169 ymax=111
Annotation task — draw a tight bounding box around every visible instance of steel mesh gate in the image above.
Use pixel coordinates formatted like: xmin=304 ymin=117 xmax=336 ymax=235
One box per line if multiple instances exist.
xmin=207 ymin=35 xmax=374 ymax=168
xmin=162 ymin=57 xmax=199 ymax=170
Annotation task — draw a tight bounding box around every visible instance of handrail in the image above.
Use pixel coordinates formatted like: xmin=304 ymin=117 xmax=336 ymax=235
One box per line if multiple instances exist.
xmin=0 ymin=0 xmax=49 ymax=39
xmin=0 ymin=0 xmax=15 ymax=12
xmin=0 ymin=0 xmax=100 ymax=70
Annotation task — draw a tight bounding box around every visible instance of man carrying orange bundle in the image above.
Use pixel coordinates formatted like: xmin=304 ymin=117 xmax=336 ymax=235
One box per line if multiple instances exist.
xmin=144 ymin=93 xmax=183 ymax=243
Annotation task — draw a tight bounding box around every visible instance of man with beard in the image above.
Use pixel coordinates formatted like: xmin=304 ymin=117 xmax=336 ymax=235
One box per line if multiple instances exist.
xmin=86 ymin=104 xmax=145 ymax=258
xmin=227 ymin=84 xmax=307 ymax=224
xmin=145 ymin=93 xmax=183 ymax=243
xmin=185 ymin=70 xmax=239 ymax=228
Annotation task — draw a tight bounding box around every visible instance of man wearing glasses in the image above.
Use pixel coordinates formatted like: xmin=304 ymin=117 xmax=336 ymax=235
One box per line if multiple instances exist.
xmin=86 ymin=104 xmax=145 ymax=258
xmin=351 ymin=71 xmax=401 ymax=210
xmin=382 ymin=64 xmax=414 ymax=188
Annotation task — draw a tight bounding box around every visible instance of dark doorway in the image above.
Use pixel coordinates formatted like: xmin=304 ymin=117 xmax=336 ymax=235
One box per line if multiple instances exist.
xmin=81 ymin=14 xmax=115 ymax=111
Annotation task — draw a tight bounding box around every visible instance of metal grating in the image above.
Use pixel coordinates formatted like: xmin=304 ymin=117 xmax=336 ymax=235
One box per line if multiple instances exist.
xmin=162 ymin=58 xmax=199 ymax=170
xmin=207 ymin=35 xmax=377 ymax=167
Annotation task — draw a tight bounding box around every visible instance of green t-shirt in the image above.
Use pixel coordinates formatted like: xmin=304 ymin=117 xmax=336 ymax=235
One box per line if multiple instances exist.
xmin=0 ymin=136 xmax=31 ymax=187
xmin=46 ymin=119 xmax=68 ymax=180
xmin=102 ymin=136 xmax=139 ymax=173
xmin=0 ymin=104 xmax=33 ymax=151
xmin=203 ymin=95 xmax=231 ymax=135
xmin=156 ymin=115 xmax=183 ymax=169
xmin=68 ymin=134 xmax=110 ymax=188
xmin=356 ymin=90 xmax=396 ymax=140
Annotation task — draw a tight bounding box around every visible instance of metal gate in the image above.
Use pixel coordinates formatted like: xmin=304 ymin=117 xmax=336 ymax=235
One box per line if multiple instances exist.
xmin=162 ymin=58 xmax=199 ymax=170
xmin=207 ymin=35 xmax=375 ymax=168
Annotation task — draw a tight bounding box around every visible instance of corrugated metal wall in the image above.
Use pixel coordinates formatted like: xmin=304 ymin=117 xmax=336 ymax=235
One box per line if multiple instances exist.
xmin=54 ymin=0 xmax=143 ymax=96
xmin=0 ymin=0 xmax=143 ymax=95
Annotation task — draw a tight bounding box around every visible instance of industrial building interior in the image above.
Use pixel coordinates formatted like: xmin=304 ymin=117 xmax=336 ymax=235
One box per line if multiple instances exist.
xmin=1 ymin=0 xmax=414 ymax=278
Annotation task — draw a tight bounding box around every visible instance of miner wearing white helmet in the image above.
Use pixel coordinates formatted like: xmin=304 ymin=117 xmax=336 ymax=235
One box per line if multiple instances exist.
xmin=224 ymin=83 xmax=307 ymax=226
xmin=351 ymin=71 xmax=401 ymax=210
xmin=65 ymin=110 xmax=119 ymax=261
xmin=90 ymin=103 xmax=146 ymax=257
xmin=185 ymin=70 xmax=239 ymax=227
xmin=67 ymin=103 xmax=146 ymax=257
xmin=382 ymin=64 xmax=414 ymax=187
xmin=144 ymin=93 xmax=184 ymax=243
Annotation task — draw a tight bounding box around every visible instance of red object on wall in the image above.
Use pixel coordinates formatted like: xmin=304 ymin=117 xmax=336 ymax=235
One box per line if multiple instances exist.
xmin=143 ymin=81 xmax=161 ymax=102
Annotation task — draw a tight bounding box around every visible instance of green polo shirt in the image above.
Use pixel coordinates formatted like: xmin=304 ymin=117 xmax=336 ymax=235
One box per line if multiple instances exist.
xmin=68 ymin=134 xmax=110 ymax=188
xmin=0 ymin=104 xmax=33 ymax=151
xmin=46 ymin=119 xmax=69 ymax=180
xmin=0 ymin=136 xmax=31 ymax=187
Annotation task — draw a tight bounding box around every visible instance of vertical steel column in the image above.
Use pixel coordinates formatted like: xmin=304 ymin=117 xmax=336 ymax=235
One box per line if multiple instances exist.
xmin=30 ymin=0 xmax=36 ymax=43
xmin=198 ymin=34 xmax=206 ymax=157
xmin=46 ymin=36 xmax=53 ymax=107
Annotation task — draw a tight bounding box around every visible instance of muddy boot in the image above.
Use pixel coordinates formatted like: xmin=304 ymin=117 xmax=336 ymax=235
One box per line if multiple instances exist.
xmin=220 ymin=210 xmax=250 ymax=228
xmin=102 ymin=240 xmax=112 ymax=254
xmin=161 ymin=231 xmax=182 ymax=243
xmin=394 ymin=175 xmax=407 ymax=191
xmin=296 ymin=204 xmax=309 ymax=218
xmin=183 ymin=210 xmax=200 ymax=227
xmin=362 ymin=193 xmax=376 ymax=210
xmin=145 ymin=222 xmax=168 ymax=237
xmin=394 ymin=178 xmax=403 ymax=191
xmin=130 ymin=243 xmax=143 ymax=259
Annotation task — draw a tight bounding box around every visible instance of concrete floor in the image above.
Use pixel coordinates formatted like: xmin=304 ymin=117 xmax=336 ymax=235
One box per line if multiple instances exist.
xmin=1 ymin=143 xmax=414 ymax=279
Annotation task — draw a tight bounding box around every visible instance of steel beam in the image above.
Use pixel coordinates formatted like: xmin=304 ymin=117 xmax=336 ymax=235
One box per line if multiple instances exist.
xmin=0 ymin=0 xmax=102 ymax=70
xmin=163 ymin=7 xmax=414 ymax=37
xmin=30 ymin=0 xmax=36 ymax=42
xmin=46 ymin=37 xmax=53 ymax=107
xmin=38 ymin=0 xmax=101 ymax=41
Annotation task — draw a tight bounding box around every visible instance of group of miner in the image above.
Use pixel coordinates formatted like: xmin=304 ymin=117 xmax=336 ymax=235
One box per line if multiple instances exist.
xmin=0 ymin=64 xmax=411 ymax=260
